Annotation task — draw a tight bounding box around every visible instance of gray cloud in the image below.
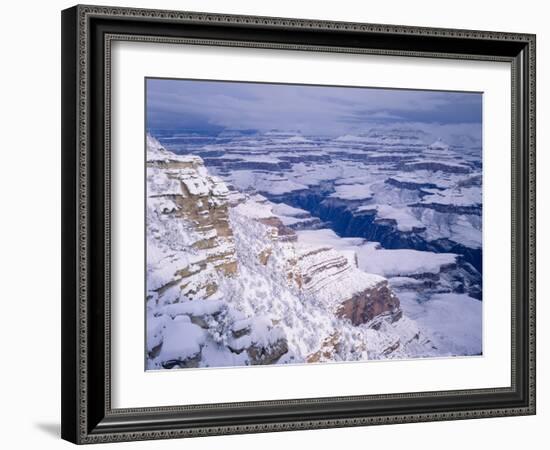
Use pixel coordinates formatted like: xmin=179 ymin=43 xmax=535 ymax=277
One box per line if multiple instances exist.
xmin=146 ymin=78 xmax=482 ymax=139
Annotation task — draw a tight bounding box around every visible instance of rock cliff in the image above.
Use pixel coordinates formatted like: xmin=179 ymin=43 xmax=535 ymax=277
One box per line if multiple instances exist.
xmin=146 ymin=135 xmax=436 ymax=370
xmin=147 ymin=134 xmax=237 ymax=304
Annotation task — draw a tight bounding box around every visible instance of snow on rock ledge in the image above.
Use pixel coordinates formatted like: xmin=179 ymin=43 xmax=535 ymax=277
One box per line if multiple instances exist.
xmin=236 ymin=194 xmax=403 ymax=326
xmin=147 ymin=134 xmax=237 ymax=303
xmin=146 ymin=135 xmax=437 ymax=369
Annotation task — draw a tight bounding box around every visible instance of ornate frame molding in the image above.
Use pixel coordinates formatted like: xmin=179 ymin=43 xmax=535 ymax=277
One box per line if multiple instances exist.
xmin=61 ymin=4 xmax=536 ymax=444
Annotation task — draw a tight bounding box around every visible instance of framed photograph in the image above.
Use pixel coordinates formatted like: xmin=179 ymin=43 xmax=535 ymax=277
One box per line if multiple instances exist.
xmin=61 ymin=4 xmax=536 ymax=444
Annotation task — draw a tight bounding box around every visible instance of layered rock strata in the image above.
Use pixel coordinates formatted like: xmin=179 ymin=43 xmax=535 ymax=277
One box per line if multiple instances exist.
xmin=146 ymin=135 xmax=432 ymax=370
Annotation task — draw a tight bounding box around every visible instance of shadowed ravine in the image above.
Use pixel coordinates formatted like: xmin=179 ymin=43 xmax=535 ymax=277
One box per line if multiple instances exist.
xmin=265 ymin=189 xmax=482 ymax=272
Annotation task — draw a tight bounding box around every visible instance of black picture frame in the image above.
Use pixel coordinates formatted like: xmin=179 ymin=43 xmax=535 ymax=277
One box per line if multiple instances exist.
xmin=61 ymin=4 xmax=536 ymax=444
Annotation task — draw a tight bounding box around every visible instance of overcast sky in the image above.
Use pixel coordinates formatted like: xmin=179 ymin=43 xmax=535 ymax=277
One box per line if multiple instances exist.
xmin=146 ymin=78 xmax=482 ymax=139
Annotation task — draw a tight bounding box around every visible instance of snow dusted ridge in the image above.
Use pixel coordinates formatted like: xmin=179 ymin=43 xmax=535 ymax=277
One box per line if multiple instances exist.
xmin=174 ymin=127 xmax=482 ymax=257
xmin=146 ymin=135 xmax=452 ymax=370
xmin=147 ymin=134 xmax=237 ymax=302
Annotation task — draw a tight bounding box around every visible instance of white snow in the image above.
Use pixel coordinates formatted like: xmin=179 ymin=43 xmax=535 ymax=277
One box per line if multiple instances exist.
xmin=232 ymin=198 xmax=273 ymax=219
xmin=147 ymin=134 xmax=203 ymax=165
xmin=356 ymin=245 xmax=457 ymax=277
xmin=219 ymin=153 xmax=281 ymax=163
xmin=420 ymin=186 xmax=481 ymax=207
xmin=271 ymin=202 xmax=309 ymax=217
xmin=261 ymin=179 xmax=308 ymax=195
xmin=428 ymin=139 xmax=451 ymax=151
xmin=145 ymin=130 xmax=483 ymax=369
xmin=156 ymin=315 xmax=207 ymax=362
xmin=405 ymin=159 xmax=470 ymax=170
xmin=420 ymin=208 xmax=482 ymax=249
xmin=226 ymin=170 xmax=308 ymax=195
xmin=297 ymin=230 xmax=457 ymax=278
xmin=399 ymin=292 xmax=482 ymax=356
xmin=295 ymin=244 xmax=384 ymax=308
xmin=359 ymin=204 xmax=424 ymax=232
xmin=330 ymin=183 xmax=374 ymax=200
xmin=163 ymin=299 xmax=226 ymax=318
xmin=278 ymin=135 xmax=313 ymax=144
xmin=333 ymin=134 xmax=362 ymax=142
xmin=297 ymin=228 xmax=365 ymax=250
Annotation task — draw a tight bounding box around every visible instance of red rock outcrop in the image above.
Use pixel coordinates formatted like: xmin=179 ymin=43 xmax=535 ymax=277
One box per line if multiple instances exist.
xmin=336 ymin=280 xmax=401 ymax=326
